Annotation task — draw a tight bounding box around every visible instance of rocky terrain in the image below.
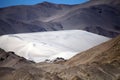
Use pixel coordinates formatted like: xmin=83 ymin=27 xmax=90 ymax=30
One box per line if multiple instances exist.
xmin=0 ymin=0 xmax=120 ymax=37
xmin=0 ymin=35 xmax=120 ymax=80
xmin=0 ymin=49 xmax=34 ymax=68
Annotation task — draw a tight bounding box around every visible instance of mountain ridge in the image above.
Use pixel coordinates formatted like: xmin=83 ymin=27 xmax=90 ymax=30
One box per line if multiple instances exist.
xmin=0 ymin=0 xmax=120 ymax=37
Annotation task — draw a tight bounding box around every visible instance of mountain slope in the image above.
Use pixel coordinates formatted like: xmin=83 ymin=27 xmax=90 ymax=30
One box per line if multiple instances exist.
xmin=66 ymin=35 xmax=120 ymax=66
xmin=0 ymin=0 xmax=120 ymax=37
xmin=37 ymin=35 xmax=120 ymax=80
xmin=60 ymin=35 xmax=120 ymax=80
xmin=0 ymin=30 xmax=109 ymax=62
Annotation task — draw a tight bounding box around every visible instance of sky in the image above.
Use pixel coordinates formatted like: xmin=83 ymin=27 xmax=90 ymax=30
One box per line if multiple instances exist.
xmin=0 ymin=0 xmax=89 ymax=8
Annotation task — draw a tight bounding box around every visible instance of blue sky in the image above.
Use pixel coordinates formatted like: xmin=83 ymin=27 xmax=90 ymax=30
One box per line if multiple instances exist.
xmin=0 ymin=0 xmax=89 ymax=8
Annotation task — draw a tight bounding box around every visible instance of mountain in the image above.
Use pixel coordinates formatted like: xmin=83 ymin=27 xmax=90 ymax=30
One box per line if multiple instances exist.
xmin=0 ymin=0 xmax=120 ymax=37
xmin=0 ymin=30 xmax=109 ymax=62
xmin=0 ymin=34 xmax=119 ymax=80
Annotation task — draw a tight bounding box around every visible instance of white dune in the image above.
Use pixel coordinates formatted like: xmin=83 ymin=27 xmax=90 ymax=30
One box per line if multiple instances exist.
xmin=0 ymin=30 xmax=110 ymax=62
